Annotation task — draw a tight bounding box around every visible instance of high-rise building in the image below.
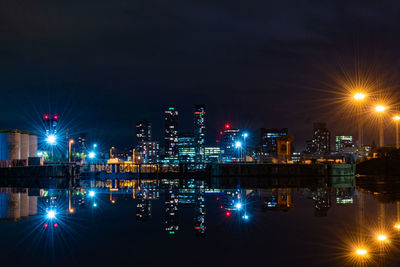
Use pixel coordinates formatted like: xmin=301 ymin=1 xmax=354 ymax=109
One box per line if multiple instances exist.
xmin=194 ymin=105 xmax=206 ymax=163
xmin=220 ymin=124 xmax=240 ymax=159
xmin=138 ymin=141 xmax=159 ymax=163
xmin=136 ymin=120 xmax=152 ymax=144
xmin=259 ymin=128 xmax=288 ymax=155
xmin=307 ymin=123 xmax=331 ymax=156
xmin=178 ymin=133 xmax=196 ymax=163
xmin=164 ymin=107 xmax=179 ymax=157
xmin=335 ymin=136 xmax=353 ymax=152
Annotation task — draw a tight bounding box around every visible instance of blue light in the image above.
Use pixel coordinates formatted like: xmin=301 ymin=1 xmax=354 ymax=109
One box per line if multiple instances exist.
xmin=88 ymin=152 xmax=95 ymax=159
xmin=46 ymin=134 xmax=57 ymax=145
xmin=235 ymin=203 xmax=242 ymax=210
xmin=243 ymin=133 xmax=248 ymax=138
xmin=88 ymin=190 xmax=95 ymax=197
xmin=93 ymin=203 xmax=97 ymax=207
xmin=242 ymin=214 xmax=249 ymax=220
xmin=235 ymin=141 xmax=242 ymax=148
xmin=46 ymin=210 xmax=56 ymax=219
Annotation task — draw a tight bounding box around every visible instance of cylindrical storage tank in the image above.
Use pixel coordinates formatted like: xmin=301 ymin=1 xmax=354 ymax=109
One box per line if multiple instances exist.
xmin=29 ymin=134 xmax=38 ymax=158
xmin=0 ymin=193 xmax=10 ymax=219
xmin=8 ymin=192 xmax=20 ymax=220
xmin=20 ymin=191 xmax=29 ymax=217
xmin=8 ymin=130 xmax=21 ymax=160
xmin=20 ymin=132 xmax=30 ymax=160
xmin=28 ymin=196 xmax=37 ymax=215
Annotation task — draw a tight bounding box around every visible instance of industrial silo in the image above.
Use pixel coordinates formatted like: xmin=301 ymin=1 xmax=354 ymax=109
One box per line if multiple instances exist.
xmin=28 ymin=196 xmax=37 ymax=215
xmin=8 ymin=191 xmax=20 ymax=220
xmin=20 ymin=132 xmax=30 ymax=160
xmin=20 ymin=190 xmax=29 ymax=217
xmin=29 ymin=134 xmax=38 ymax=158
xmin=0 ymin=192 xmax=9 ymax=219
xmin=8 ymin=130 xmax=21 ymax=160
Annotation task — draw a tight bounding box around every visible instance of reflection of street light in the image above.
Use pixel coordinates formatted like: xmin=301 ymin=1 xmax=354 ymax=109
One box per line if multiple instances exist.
xmin=46 ymin=134 xmax=57 ymax=145
xmin=375 ymin=105 xmax=387 ymax=147
xmin=88 ymin=152 xmax=95 ymax=159
xmin=68 ymin=139 xmax=74 ymax=163
xmin=394 ymin=115 xmax=400 ymax=149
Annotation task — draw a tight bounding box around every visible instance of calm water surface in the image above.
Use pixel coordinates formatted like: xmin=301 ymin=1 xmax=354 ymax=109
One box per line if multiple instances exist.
xmin=0 ymin=176 xmax=399 ymax=266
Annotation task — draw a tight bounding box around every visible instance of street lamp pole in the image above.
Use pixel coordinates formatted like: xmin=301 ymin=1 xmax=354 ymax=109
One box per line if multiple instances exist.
xmin=394 ymin=116 xmax=400 ymax=149
xmin=375 ymin=105 xmax=386 ymax=148
xmin=353 ymin=92 xmax=366 ymax=155
xmin=68 ymin=139 xmax=74 ymax=163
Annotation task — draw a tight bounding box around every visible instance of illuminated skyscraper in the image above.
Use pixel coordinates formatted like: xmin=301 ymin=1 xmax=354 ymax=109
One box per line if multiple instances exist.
xmin=164 ymin=107 xmax=179 ymax=157
xmin=178 ymin=133 xmax=196 ymax=163
xmin=220 ymin=124 xmax=240 ymax=160
xmin=194 ymin=105 xmax=206 ymax=163
xmin=136 ymin=120 xmax=152 ymax=144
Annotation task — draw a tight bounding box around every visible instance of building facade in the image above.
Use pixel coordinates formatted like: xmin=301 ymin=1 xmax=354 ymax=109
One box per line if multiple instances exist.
xmin=138 ymin=141 xmax=160 ymax=164
xmin=335 ymin=135 xmax=353 ymax=152
xmin=194 ymin=105 xmax=206 ymax=163
xmin=164 ymin=107 xmax=179 ymax=157
xmin=307 ymin=123 xmax=331 ymax=156
xmin=136 ymin=120 xmax=152 ymax=144
xmin=260 ymin=128 xmax=288 ymax=155
xmin=178 ymin=133 xmax=196 ymax=163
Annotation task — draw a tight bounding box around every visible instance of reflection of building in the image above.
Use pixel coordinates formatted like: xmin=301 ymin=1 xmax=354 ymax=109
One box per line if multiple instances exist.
xmin=194 ymin=104 xmax=206 ymax=163
xmin=0 ymin=188 xmax=38 ymax=220
xmin=178 ymin=133 xmax=196 ymax=163
xmin=136 ymin=190 xmax=152 ymax=221
xmin=165 ymin=186 xmax=179 ymax=234
xmin=335 ymin=188 xmax=354 ymax=204
xmin=194 ymin=181 xmax=206 ymax=236
xmin=164 ymin=107 xmax=179 ymax=157
xmin=312 ymin=188 xmax=331 ymax=217
xmin=261 ymin=188 xmax=294 ymax=212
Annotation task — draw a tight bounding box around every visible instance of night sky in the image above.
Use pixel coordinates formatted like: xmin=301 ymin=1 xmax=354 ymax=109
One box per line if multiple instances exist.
xmin=2 ymin=1 xmax=400 ymax=149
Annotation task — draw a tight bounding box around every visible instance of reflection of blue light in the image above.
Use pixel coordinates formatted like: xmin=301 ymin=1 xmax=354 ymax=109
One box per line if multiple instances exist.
xmin=235 ymin=203 xmax=242 ymax=210
xmin=88 ymin=152 xmax=95 ymax=159
xmin=88 ymin=190 xmax=95 ymax=197
xmin=242 ymin=214 xmax=249 ymax=220
xmin=46 ymin=210 xmax=56 ymax=219
xmin=235 ymin=141 xmax=242 ymax=148
xmin=93 ymin=203 xmax=97 ymax=207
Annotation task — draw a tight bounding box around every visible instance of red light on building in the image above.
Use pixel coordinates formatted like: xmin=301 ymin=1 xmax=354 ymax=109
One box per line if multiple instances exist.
xmin=226 ymin=211 xmax=231 ymax=216
xmin=194 ymin=112 xmax=200 ymax=115
xmin=53 ymin=223 xmax=58 ymax=228
xmin=225 ymin=123 xmax=231 ymax=129
xmin=220 ymin=205 xmax=223 ymax=209
xmin=44 ymin=223 xmax=48 ymax=228
xmin=43 ymin=115 xmax=49 ymax=120
xmin=219 ymin=131 xmax=223 ymax=135
xmin=53 ymin=115 xmax=59 ymax=120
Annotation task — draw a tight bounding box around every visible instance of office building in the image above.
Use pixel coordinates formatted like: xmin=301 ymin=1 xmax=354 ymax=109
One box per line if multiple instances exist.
xmin=335 ymin=136 xmax=353 ymax=152
xmin=260 ymin=128 xmax=288 ymax=155
xmin=220 ymin=124 xmax=240 ymax=159
xmin=164 ymin=107 xmax=179 ymax=157
xmin=136 ymin=120 xmax=152 ymax=144
xmin=194 ymin=105 xmax=206 ymax=163
xmin=178 ymin=133 xmax=196 ymax=163
xmin=138 ymin=141 xmax=159 ymax=164
xmin=306 ymin=123 xmax=331 ymax=156
xmin=205 ymin=147 xmax=223 ymax=163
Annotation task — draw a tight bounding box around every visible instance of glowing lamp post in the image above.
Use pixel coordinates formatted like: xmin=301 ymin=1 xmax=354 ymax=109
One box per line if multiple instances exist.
xmin=235 ymin=141 xmax=242 ymax=161
xmin=242 ymin=133 xmax=248 ymax=162
xmin=46 ymin=134 xmax=57 ymax=146
xmin=68 ymin=139 xmax=74 ymax=163
xmin=375 ymin=105 xmax=386 ymax=147
xmin=393 ymin=115 xmax=400 ymax=149
xmin=353 ymin=92 xmax=366 ymax=155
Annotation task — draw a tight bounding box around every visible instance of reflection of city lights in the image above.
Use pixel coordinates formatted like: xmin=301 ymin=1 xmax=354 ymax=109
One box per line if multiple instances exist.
xmin=111 ymin=200 xmax=116 ymax=204
xmin=53 ymin=223 xmax=58 ymax=228
xmin=88 ymin=152 xmax=95 ymax=159
xmin=226 ymin=211 xmax=231 ymax=216
xmin=93 ymin=203 xmax=97 ymax=207
xmin=356 ymin=248 xmax=367 ymax=256
xmin=394 ymin=223 xmax=400 ymax=230
xmin=44 ymin=223 xmax=48 ymax=228
xmin=88 ymin=190 xmax=95 ymax=197
xmin=377 ymin=234 xmax=387 ymax=241
xmin=69 ymin=208 xmax=74 ymax=213
xmin=46 ymin=210 xmax=56 ymax=219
